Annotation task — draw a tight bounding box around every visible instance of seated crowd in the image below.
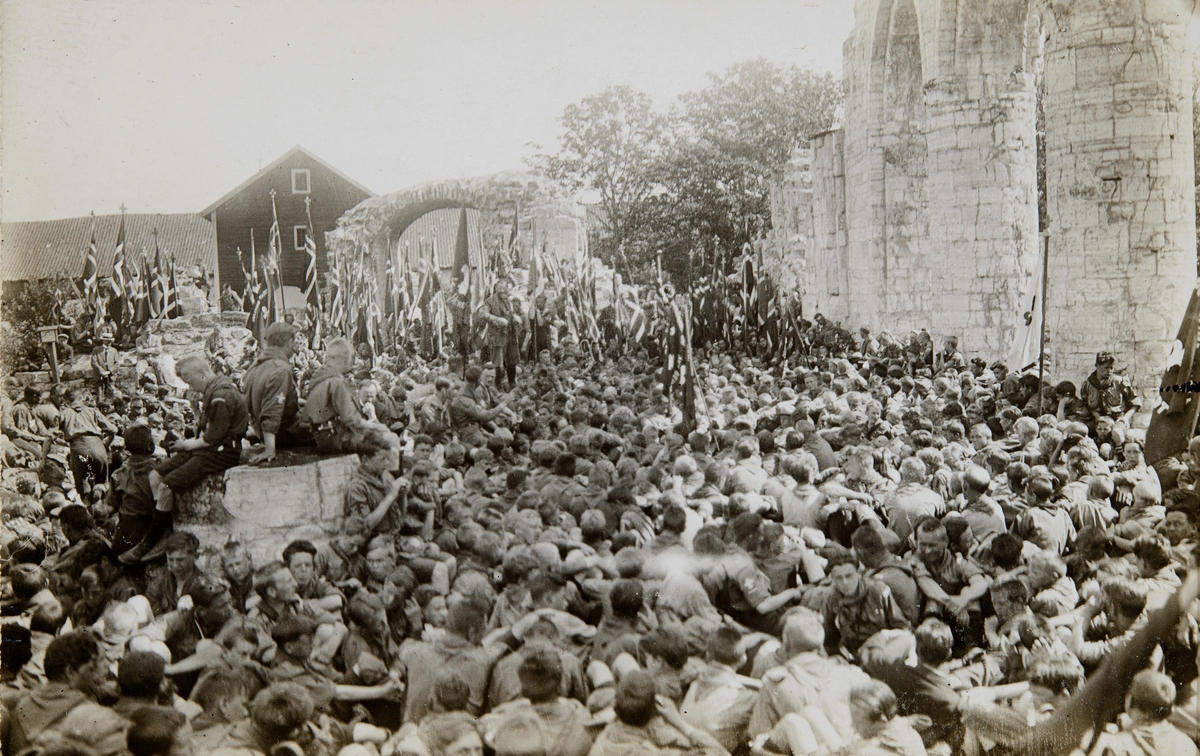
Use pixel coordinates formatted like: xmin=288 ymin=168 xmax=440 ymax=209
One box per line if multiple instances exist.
xmin=3 ymin=315 xmax=1200 ymax=756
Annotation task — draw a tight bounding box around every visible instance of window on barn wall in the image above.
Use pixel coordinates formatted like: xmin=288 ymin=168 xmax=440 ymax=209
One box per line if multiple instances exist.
xmin=292 ymin=168 xmax=311 ymax=194
xmin=294 ymin=226 xmax=307 ymax=251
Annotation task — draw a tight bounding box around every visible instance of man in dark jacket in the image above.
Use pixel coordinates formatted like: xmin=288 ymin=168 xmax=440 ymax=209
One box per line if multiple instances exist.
xmin=243 ymin=321 xmax=312 ymax=464
xmin=302 ymin=337 xmax=395 ymax=454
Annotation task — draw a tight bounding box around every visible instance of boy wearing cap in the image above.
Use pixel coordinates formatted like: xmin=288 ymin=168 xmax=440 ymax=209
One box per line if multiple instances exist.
xmin=90 ymin=331 xmax=119 ymax=401
xmin=1080 ymin=351 xmax=1140 ymax=435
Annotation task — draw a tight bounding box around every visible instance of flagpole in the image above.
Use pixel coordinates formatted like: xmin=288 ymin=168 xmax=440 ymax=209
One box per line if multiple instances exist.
xmin=1037 ymin=231 xmax=1050 ymax=416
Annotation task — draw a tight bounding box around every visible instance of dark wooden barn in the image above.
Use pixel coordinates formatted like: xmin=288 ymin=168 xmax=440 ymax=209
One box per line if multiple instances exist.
xmin=202 ymin=146 xmax=374 ymax=295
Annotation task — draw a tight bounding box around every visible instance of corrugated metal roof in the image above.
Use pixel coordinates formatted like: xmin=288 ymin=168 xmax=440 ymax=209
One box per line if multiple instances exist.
xmin=393 ymin=208 xmax=487 ymax=270
xmin=1 ymin=213 xmax=216 ymax=282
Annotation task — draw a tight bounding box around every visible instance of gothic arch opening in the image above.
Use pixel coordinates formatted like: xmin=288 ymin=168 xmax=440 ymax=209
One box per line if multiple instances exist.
xmin=878 ymin=0 xmax=928 ymax=302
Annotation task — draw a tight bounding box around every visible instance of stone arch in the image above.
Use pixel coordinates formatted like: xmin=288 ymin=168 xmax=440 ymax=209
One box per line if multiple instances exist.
xmin=872 ymin=0 xmax=931 ymax=320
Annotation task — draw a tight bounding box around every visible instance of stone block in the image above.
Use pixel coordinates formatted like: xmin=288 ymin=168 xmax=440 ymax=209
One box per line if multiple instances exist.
xmin=176 ymin=473 xmax=234 ymax=526
xmin=172 ymin=453 xmax=360 ymax=561
xmin=317 ymin=455 xmax=362 ymax=522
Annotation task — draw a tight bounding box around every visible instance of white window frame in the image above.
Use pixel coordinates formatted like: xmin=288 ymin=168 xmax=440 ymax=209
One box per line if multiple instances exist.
xmin=291 ymin=168 xmax=311 ymax=194
xmin=293 ymin=225 xmax=308 ymax=251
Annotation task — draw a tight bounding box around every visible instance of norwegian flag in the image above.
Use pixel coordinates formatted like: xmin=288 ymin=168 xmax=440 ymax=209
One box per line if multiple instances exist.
xmin=266 ymin=192 xmax=284 ymax=324
xmin=110 ymin=214 xmax=127 ymax=302
xmin=148 ymin=235 xmax=165 ymax=318
xmin=327 ymin=249 xmax=344 ymax=333
xmin=81 ymin=234 xmax=100 ymax=308
xmin=163 ymin=258 xmax=181 ymax=319
xmin=303 ymin=197 xmax=320 ymax=311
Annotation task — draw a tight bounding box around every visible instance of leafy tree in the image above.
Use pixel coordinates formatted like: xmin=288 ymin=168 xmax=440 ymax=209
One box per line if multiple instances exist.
xmin=1 ymin=281 xmax=60 ymax=372
xmin=652 ymin=59 xmax=841 ymax=277
xmin=530 ymin=86 xmax=668 ymax=267
xmin=533 ymin=60 xmax=842 ymax=286
xmin=679 ymin=58 xmax=841 ymax=169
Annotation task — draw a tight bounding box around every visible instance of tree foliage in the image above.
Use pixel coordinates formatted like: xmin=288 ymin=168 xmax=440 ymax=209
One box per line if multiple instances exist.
xmin=532 ymin=59 xmax=842 ymax=285
xmin=1 ymin=281 xmax=59 ymax=372
xmin=530 ymin=86 xmax=668 ymax=262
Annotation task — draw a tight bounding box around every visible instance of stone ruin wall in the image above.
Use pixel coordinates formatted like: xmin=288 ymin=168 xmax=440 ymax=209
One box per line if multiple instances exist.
xmin=775 ymin=0 xmax=1197 ymax=403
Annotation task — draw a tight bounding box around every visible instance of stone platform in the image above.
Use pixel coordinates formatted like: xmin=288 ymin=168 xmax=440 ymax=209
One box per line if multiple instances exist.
xmin=175 ymin=448 xmax=360 ymax=565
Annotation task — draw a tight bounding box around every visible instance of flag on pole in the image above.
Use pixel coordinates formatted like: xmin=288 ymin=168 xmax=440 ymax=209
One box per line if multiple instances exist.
xmin=1007 ymin=243 xmax=1046 ymax=373
xmin=508 ymin=198 xmax=521 ymax=262
xmin=110 ymin=214 xmax=127 ymax=302
xmin=452 ymin=205 xmax=470 ymax=288
xmin=266 ymin=193 xmax=284 ymax=324
xmin=1146 ymin=284 xmax=1200 ymax=464
xmin=164 ymin=258 xmax=180 ymax=318
xmin=128 ymin=254 xmax=147 ymax=326
xmin=148 ymin=236 xmax=165 ymax=318
xmin=303 ymin=196 xmax=320 ymax=311
xmin=82 ymin=234 xmax=100 ymax=308
xmin=327 ymin=248 xmax=344 ymax=333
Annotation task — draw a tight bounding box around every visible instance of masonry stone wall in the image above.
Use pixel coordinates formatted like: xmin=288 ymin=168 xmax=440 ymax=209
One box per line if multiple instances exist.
xmin=779 ymin=0 xmax=1197 ymax=401
xmin=807 ymin=131 xmax=849 ymax=322
xmin=1042 ymin=0 xmax=1196 ymax=398
xmin=766 ymin=148 xmax=814 ymax=296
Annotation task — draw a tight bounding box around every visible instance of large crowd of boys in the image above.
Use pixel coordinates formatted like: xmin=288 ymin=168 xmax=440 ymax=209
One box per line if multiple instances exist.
xmin=2 ymin=302 xmax=1199 ymax=756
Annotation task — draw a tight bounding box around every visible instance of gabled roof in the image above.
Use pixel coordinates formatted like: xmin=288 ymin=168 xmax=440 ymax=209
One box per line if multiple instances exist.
xmin=1 ymin=213 xmax=216 ymax=282
xmin=201 ymin=145 xmax=375 ymax=217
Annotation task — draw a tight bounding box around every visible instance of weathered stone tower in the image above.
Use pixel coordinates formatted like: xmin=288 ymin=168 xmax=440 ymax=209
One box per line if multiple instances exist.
xmin=778 ymin=0 xmax=1196 ymax=400
xmin=1042 ymin=0 xmax=1196 ymax=393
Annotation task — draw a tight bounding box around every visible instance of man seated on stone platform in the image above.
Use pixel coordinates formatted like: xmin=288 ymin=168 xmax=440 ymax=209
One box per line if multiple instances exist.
xmin=243 ymin=321 xmax=313 ymax=465
xmin=122 ymin=353 xmax=250 ymax=563
xmin=302 ymin=336 xmax=398 ymax=455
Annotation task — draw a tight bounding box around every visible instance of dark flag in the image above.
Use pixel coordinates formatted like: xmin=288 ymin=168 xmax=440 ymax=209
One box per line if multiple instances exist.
xmin=452 ymin=205 xmax=470 ymax=288
xmin=742 ymin=246 xmax=757 ymax=351
xmin=1146 ymin=285 xmax=1200 ymax=464
xmin=109 ymin=220 xmax=128 ymax=329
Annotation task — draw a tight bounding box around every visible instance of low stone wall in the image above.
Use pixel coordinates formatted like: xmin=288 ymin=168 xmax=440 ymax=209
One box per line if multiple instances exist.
xmin=175 ymin=452 xmax=360 ymax=566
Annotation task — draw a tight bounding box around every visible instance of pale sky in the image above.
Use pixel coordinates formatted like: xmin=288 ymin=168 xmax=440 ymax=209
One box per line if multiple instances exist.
xmin=1 ymin=0 xmax=855 ymax=222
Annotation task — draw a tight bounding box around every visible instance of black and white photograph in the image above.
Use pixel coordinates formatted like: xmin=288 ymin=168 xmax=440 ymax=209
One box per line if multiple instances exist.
xmin=3 ymin=1 xmax=1200 ymax=754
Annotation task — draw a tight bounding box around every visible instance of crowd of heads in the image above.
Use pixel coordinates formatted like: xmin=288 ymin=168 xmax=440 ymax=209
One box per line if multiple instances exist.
xmin=2 ymin=315 xmax=1199 ymax=756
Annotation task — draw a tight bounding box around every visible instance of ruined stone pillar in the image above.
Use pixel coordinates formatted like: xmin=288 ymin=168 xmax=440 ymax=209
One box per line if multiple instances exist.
xmin=921 ymin=70 xmax=1039 ymax=359
xmin=1042 ymin=0 xmax=1196 ymax=402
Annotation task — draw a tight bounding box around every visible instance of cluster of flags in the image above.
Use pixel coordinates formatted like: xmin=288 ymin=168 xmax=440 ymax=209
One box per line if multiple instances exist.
xmin=77 ymin=212 xmax=186 ymax=337
xmin=686 ymin=241 xmax=803 ymax=360
xmin=236 ymin=191 xmax=287 ymax=337
xmin=528 ymin=239 xmax=602 ymax=345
